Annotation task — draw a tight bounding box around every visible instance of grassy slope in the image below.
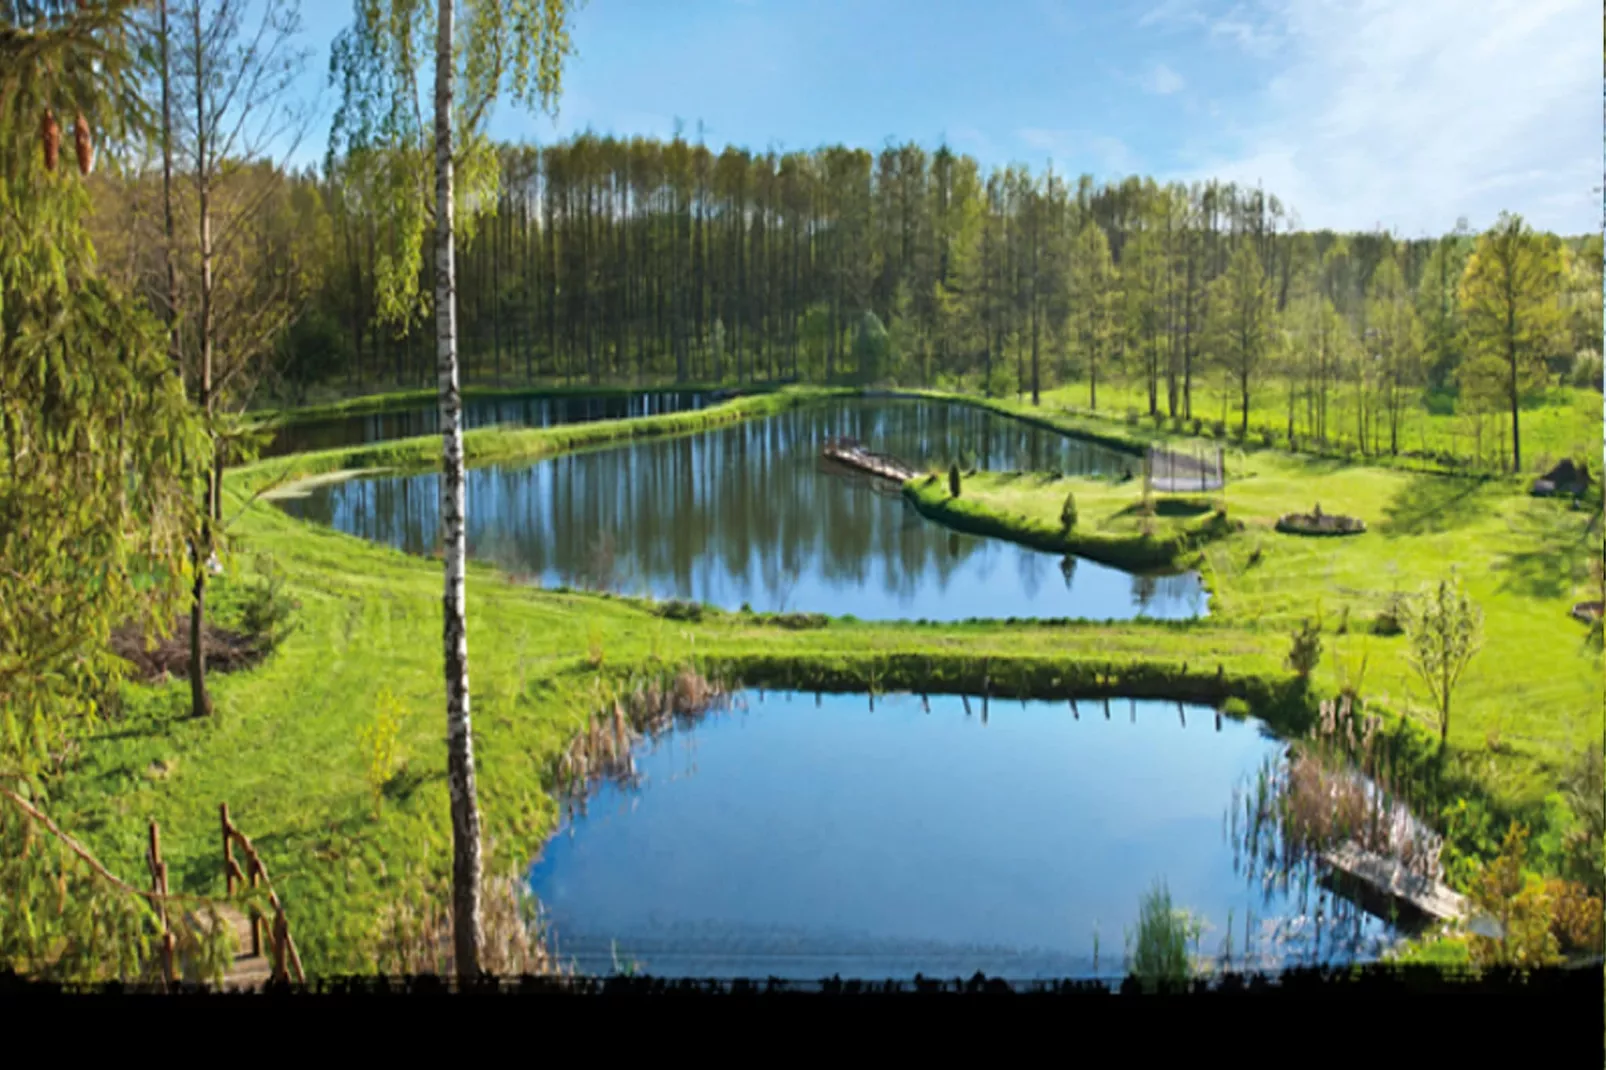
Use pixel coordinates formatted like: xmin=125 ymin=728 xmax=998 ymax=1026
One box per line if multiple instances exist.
xmin=56 ymin=385 xmax=1600 ymax=974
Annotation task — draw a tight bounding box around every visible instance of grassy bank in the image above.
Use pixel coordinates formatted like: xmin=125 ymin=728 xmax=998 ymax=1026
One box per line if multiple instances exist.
xmin=901 ymin=471 xmax=1236 ymax=571
xmin=54 ymin=383 xmax=1600 ymax=977
xmin=234 ymin=385 xmax=856 ymax=493
xmin=247 ymin=378 xmax=787 ymax=426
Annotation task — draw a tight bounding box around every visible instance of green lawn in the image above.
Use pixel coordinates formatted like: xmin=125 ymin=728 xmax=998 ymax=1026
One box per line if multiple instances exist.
xmin=1030 ymin=379 xmax=1601 ymax=476
xmin=54 ymin=385 xmax=1602 ymax=975
xmin=928 ymin=456 xmax=1599 ymax=805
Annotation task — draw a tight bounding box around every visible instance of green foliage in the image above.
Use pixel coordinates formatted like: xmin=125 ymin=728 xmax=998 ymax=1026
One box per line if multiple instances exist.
xmin=1059 ymin=490 xmax=1078 ymax=533
xmin=1286 ymin=618 xmax=1323 ymax=680
xmin=1466 ymin=823 xmax=1562 ymax=969
xmin=655 ymin=599 xmax=706 ymax=623
xmin=1124 ymin=879 xmax=1202 ymax=993
xmin=852 ymin=310 xmax=890 ymax=385
xmin=1457 ymin=214 xmax=1567 ymax=469
xmin=0 ymin=0 xmax=212 ymax=984
xmin=1403 ymin=571 xmax=1484 ymax=744
xmin=326 ymin=0 xmax=578 ymax=337
xmin=239 ymin=553 xmax=300 ymax=651
xmin=357 ymin=689 xmax=405 ymax=813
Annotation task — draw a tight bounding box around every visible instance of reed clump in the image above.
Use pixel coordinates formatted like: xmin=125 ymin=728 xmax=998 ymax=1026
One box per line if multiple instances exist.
xmin=373 ymin=861 xmax=566 ymax=978
xmin=554 ymin=667 xmax=736 ymax=800
xmin=1231 ymin=694 xmax=1444 ymax=890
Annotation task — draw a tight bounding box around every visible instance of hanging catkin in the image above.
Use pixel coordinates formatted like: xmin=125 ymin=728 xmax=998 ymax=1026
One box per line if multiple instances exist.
xmin=74 ymin=113 xmax=93 ymax=176
xmin=41 ymin=108 xmax=60 ymax=171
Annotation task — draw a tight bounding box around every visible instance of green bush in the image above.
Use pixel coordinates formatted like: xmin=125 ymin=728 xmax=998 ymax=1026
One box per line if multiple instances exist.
xmin=240 ymin=553 xmax=299 ymax=651
xmin=1060 ymin=491 xmax=1078 ymax=533
xmin=1286 ymin=618 xmax=1323 ymax=679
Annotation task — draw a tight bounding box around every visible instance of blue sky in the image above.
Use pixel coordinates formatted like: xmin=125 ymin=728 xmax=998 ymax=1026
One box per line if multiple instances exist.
xmin=287 ymin=0 xmax=1602 ymax=237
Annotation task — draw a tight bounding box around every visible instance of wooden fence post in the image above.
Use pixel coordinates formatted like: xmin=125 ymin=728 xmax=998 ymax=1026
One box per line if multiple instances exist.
xmin=148 ymin=821 xmax=175 ymax=989
xmin=221 ymin=803 xmax=234 ymax=896
xmin=249 ymin=860 xmax=263 ymax=959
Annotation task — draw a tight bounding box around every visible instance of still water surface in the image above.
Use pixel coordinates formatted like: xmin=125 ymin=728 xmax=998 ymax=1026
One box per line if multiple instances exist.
xmin=263 ymin=390 xmax=711 ymax=457
xmin=278 ymin=400 xmax=1207 ymax=622
xmin=528 ymin=691 xmax=1395 ymax=982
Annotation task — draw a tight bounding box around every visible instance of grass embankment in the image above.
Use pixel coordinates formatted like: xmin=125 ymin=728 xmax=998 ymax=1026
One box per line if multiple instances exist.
xmin=902 ymin=472 xmax=1235 ymax=571
xmin=248 ymin=378 xmax=778 ymax=426
xmin=237 ymin=385 xmax=856 ymax=491
xmin=57 ymin=384 xmax=1600 ymax=976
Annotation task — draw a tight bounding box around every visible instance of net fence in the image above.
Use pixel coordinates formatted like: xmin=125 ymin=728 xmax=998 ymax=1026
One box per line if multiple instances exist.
xmin=1147 ymin=445 xmax=1225 ymax=493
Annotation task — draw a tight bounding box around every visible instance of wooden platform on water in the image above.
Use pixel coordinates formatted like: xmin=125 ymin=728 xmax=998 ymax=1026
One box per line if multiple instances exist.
xmin=820 ymin=439 xmax=922 ymax=484
xmin=1320 ymin=843 xmax=1467 ymax=924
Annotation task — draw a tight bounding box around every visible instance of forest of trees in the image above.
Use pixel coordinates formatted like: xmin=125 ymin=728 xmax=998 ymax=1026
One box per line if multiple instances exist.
xmin=86 ymin=131 xmax=1604 ymax=467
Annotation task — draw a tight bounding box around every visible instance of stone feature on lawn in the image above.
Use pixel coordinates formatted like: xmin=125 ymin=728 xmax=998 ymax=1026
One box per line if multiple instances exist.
xmin=1275 ymin=502 xmax=1367 ymax=536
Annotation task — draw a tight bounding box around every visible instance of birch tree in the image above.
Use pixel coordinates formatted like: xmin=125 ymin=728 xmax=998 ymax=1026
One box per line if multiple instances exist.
xmin=329 ymin=0 xmax=577 ymax=980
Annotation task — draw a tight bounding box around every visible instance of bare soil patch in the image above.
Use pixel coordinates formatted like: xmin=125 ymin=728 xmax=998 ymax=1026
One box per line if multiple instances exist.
xmin=110 ymin=617 xmax=267 ymax=683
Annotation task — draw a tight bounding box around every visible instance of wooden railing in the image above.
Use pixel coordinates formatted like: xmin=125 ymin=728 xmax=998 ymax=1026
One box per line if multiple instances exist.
xmin=220 ymin=802 xmax=305 ymax=984
xmin=142 ymin=806 xmax=305 ymax=988
xmin=145 ymin=822 xmax=177 ymax=990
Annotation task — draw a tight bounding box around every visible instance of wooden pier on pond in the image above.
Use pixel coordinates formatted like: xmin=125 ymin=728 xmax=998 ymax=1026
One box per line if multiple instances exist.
xmin=1320 ymin=842 xmax=1468 ymax=924
xmin=820 ymin=437 xmax=923 ymax=484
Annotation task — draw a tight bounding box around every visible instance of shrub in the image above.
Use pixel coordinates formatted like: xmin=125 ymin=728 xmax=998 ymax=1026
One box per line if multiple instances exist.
xmin=1190 ymin=417 xmax=1202 ymax=435
xmin=1259 ymin=429 xmax=1276 ymax=448
xmin=1287 ymin=618 xmax=1323 ymax=679
xmin=1570 ymin=349 xmax=1604 ymax=391
xmin=1171 ymin=415 xmax=1185 ymax=433
xmin=1060 ymin=491 xmax=1078 ymax=533
xmin=1467 ymin=823 xmax=1563 ymax=969
xmin=1372 ymin=592 xmax=1407 ymax=636
xmin=1210 ymin=419 xmax=1226 ymax=438
xmin=1545 ymin=879 xmax=1604 ymax=954
xmin=240 ymin=552 xmax=299 ymax=651
xmin=1124 ymin=408 xmax=1140 ymax=426
xmin=949 ymin=463 xmax=962 ymax=498
xmin=1222 ymin=696 xmax=1251 ymax=719
xmin=656 ymin=599 xmax=704 ymax=622
xmin=358 ymin=689 xmax=404 ymax=814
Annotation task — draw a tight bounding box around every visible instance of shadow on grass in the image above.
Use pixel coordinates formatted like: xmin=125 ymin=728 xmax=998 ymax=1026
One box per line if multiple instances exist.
xmin=1491 ymin=501 xmax=1592 ymax=600
xmin=1112 ymin=498 xmax=1214 ymax=520
xmin=1378 ymin=473 xmax=1495 ymax=537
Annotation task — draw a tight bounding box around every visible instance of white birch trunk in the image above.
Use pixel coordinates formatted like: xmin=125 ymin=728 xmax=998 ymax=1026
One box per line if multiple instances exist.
xmin=434 ymin=0 xmax=483 ymax=979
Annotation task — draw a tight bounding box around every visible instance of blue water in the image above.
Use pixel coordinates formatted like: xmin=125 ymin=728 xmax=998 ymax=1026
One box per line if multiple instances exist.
xmin=279 ymin=399 xmax=1210 ymax=622
xmin=528 ymin=692 xmax=1395 ymax=982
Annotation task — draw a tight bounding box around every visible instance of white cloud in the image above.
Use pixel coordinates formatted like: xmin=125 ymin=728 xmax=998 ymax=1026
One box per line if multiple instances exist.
xmin=1143 ymin=62 xmax=1186 ymax=95
xmin=1019 ymin=129 xmax=1138 ymax=177
xmin=1156 ymin=0 xmax=1600 ymax=234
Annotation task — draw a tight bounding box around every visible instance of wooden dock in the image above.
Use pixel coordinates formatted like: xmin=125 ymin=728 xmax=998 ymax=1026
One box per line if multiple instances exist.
xmin=820 ymin=438 xmax=922 ymax=484
xmin=1320 ymin=842 xmax=1467 ymax=924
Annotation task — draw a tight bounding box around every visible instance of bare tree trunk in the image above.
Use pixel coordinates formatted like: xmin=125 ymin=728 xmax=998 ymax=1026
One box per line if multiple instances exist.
xmin=435 ymin=0 xmax=483 ymax=982
xmin=159 ymin=0 xmax=179 ymax=372
xmin=189 ymin=0 xmax=213 ymax=720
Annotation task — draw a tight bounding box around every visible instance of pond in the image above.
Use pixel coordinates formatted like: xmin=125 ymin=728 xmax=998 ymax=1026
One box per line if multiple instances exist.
xmin=527 ymin=691 xmax=1398 ymax=982
xmin=261 ymin=390 xmax=712 ymax=457
xmin=277 ymin=399 xmax=1208 ymax=622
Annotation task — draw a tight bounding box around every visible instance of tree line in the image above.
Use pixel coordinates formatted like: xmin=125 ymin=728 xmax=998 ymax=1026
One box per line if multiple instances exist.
xmin=90 ymin=131 xmax=1604 ymax=472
